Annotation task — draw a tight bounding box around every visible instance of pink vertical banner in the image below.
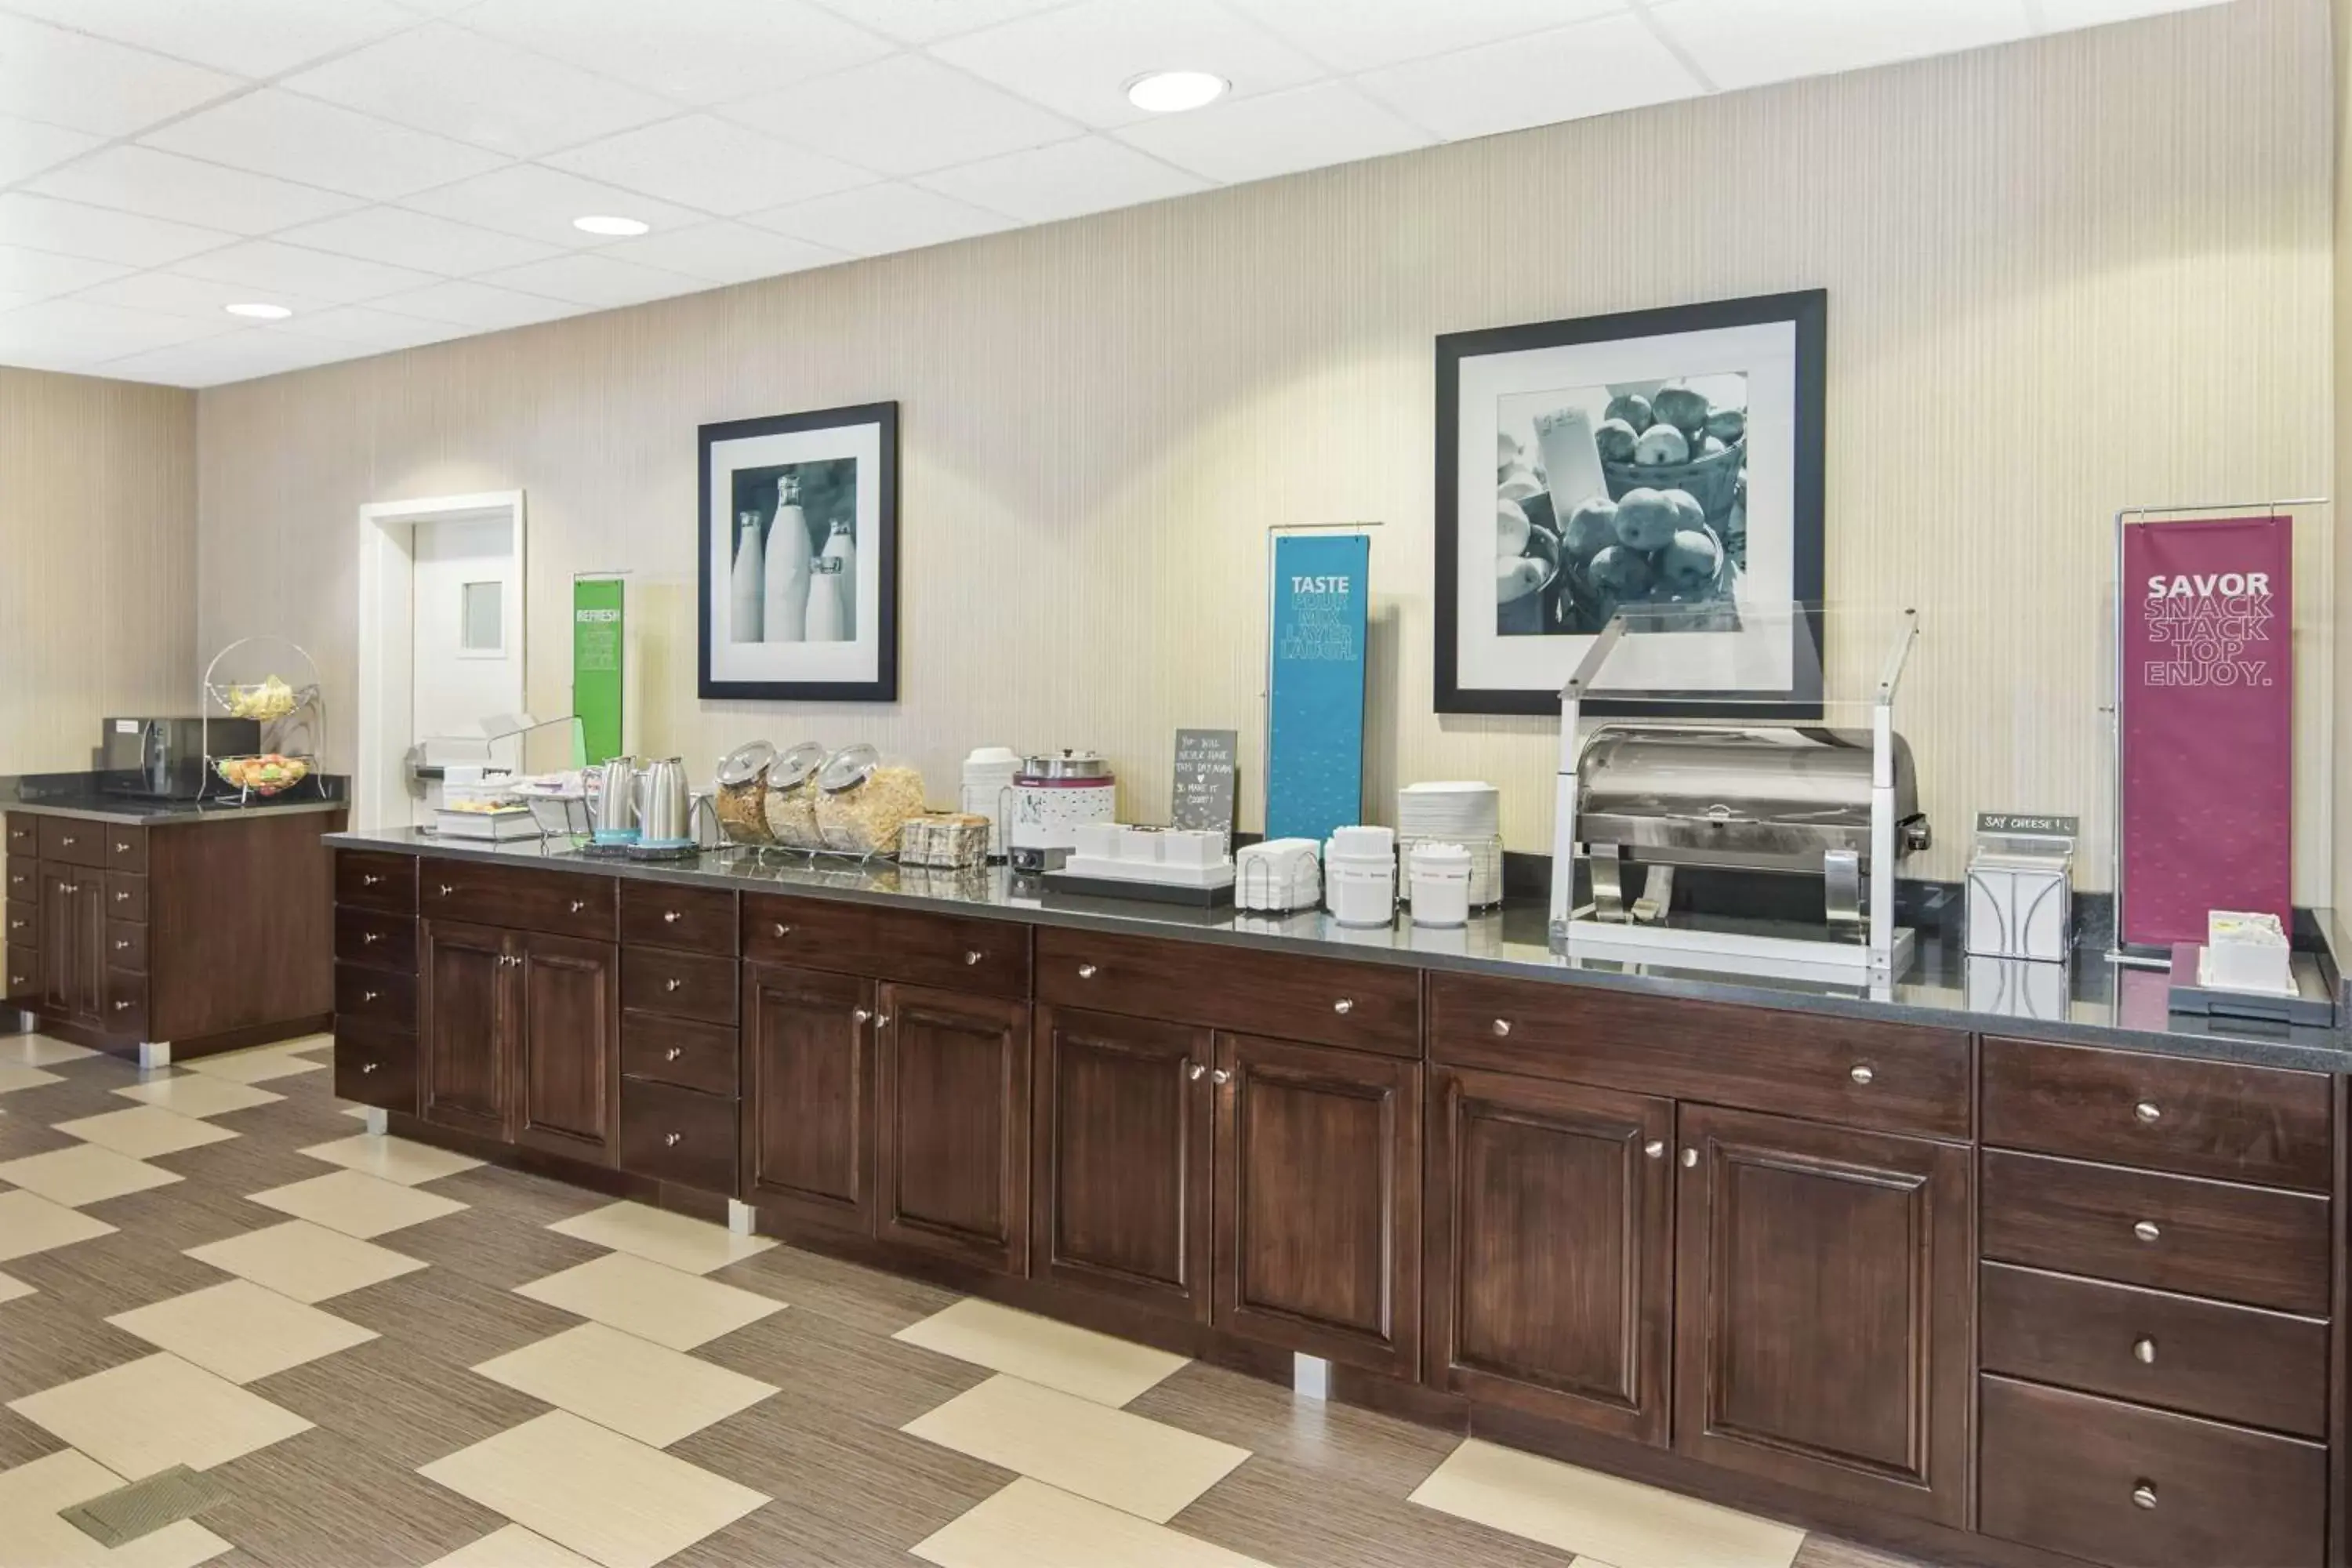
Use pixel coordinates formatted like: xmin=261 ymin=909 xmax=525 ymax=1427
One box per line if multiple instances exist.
xmin=2119 ymin=516 xmax=2293 ymax=947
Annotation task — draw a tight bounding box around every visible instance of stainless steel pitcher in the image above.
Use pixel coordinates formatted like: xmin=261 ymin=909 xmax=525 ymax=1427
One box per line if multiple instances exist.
xmin=637 ymin=757 xmax=692 ymax=846
xmin=593 ymin=757 xmax=640 ymax=844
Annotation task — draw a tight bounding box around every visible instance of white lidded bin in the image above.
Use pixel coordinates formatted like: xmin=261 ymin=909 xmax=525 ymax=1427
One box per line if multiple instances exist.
xmin=1408 ymin=841 xmax=1474 ymax=928
xmin=1325 ymin=833 xmax=1396 ymax=927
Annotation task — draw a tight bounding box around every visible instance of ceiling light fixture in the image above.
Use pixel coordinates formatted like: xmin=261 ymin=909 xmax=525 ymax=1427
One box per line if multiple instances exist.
xmin=1126 ymin=70 xmax=1227 ymax=114
xmin=223 ymin=302 xmax=292 ymax=320
xmin=573 ymin=214 xmax=650 ymax=237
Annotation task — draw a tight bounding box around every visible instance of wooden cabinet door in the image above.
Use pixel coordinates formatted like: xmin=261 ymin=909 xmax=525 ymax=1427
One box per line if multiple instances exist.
xmin=1212 ymin=1033 xmax=1420 ymax=1376
xmin=513 ymin=930 xmax=617 ymax=1162
xmin=1425 ymin=1066 xmax=1673 ymax=1445
xmin=38 ymin=868 xmax=72 ymax=1017
xmin=743 ymin=963 xmax=874 ymax=1233
xmin=1032 ymin=1006 xmax=1212 ymax=1321
xmin=1673 ymin=1104 xmax=1971 ymax=1526
xmin=40 ymin=872 xmax=103 ymax=1025
xmin=421 ymin=920 xmax=513 ymax=1141
xmin=875 ymin=982 xmax=1029 ymax=1275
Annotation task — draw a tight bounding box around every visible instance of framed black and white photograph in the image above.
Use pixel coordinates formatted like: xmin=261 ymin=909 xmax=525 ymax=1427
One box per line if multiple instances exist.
xmin=1435 ymin=292 xmax=1826 ymax=717
xmin=698 ymin=401 xmax=898 ymax=702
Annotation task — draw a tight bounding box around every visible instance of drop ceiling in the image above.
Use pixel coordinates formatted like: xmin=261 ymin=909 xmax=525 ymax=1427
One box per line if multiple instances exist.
xmin=0 ymin=0 xmax=2229 ymax=387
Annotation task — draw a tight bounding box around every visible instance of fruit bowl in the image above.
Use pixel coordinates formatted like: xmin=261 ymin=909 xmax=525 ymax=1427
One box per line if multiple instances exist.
xmin=206 ymin=674 xmax=318 ymax=722
xmin=215 ymin=754 xmax=311 ymax=797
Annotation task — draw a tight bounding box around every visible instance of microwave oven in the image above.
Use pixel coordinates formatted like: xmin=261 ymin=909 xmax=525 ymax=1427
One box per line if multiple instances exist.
xmin=96 ymin=717 xmax=260 ymax=799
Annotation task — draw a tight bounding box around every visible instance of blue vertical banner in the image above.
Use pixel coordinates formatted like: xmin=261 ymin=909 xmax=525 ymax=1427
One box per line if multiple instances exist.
xmin=1265 ymin=532 xmax=1370 ymax=843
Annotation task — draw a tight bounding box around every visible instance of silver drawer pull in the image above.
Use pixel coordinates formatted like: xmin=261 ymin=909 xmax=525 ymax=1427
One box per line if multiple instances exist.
xmin=665 ymin=1047 xmax=683 ymax=1062
xmin=361 ymin=1062 xmax=379 ymax=1075
xmin=2131 ymin=1483 xmax=2158 ymax=1510
xmin=1681 ymin=1148 xmax=1698 ymax=1167
xmin=773 ymin=922 xmax=791 ymax=937
xmin=114 ymin=842 xmax=131 ymax=855
xmin=1076 ymin=963 xmax=1098 ymax=978
xmin=9 ymin=920 xmax=24 ymax=931
xmin=664 ymin=910 xmax=682 ymax=923
xmin=1849 ymin=1063 xmax=1874 ymax=1085
xmin=2132 ymin=1336 xmax=2157 ymax=1364
xmin=1210 ymin=1068 xmax=1230 ymax=1084
xmin=875 ymin=1014 xmax=891 ymax=1028
xmin=664 ymin=978 xmax=684 ymax=992
xmin=362 ymin=873 xmax=383 ymax=887
xmin=1332 ymin=997 xmax=1353 ymax=1014
xmin=362 ymin=931 xmax=381 ymax=944
xmin=112 ymin=1000 xmax=131 ymax=1011
xmin=2134 ymin=1100 xmax=2161 ymax=1124
xmin=362 ymin=989 xmax=379 ymax=1002
xmin=1644 ymin=1139 xmax=1665 ymax=1159
xmin=60 ymin=836 xmax=74 ymax=847
xmin=1491 ymin=1018 xmax=1511 ymax=1037
xmin=438 ymin=884 xmax=454 ymax=895
xmin=2132 ymin=1220 xmax=2161 ymax=1243
xmin=851 ymin=1008 xmax=871 ymax=1024
xmin=111 ymin=938 xmax=127 ymax=949
xmin=1189 ymin=1063 xmax=1207 ymax=1080
xmin=664 ymin=1132 xmax=682 ymax=1147
xmin=570 ymin=899 xmax=587 ymax=914
xmin=965 ymin=949 xmax=982 ymax=966
xmin=111 ymin=890 xmax=127 ymax=902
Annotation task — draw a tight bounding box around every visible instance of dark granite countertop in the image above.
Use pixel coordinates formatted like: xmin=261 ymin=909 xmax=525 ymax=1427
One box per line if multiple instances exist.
xmin=325 ymin=826 xmax=2352 ymax=1076
xmin=3 ymin=773 xmax=350 ymax=825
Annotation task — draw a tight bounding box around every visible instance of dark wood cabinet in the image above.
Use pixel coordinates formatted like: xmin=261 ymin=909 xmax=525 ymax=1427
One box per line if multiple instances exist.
xmin=1213 ymin=1032 xmax=1420 ymax=1376
xmin=39 ymin=867 xmax=102 ymax=1025
xmin=1031 ymin=1006 xmax=1213 ymax=1321
xmin=742 ymin=963 xmax=875 ymax=1233
xmin=1672 ymin=1103 xmax=1970 ymax=1526
xmin=1424 ymin=1066 xmax=1672 ymax=1444
xmin=421 ymin=920 xmax=512 ymax=1141
xmin=875 ymin=982 xmax=1029 ymax=1274
xmin=514 ymin=931 xmax=617 ymax=1162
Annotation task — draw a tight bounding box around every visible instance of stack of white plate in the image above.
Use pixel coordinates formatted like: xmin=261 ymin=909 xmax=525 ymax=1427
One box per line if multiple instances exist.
xmin=960 ymin=746 xmax=1023 ymax=858
xmin=1399 ymin=782 xmax=1502 ymax=904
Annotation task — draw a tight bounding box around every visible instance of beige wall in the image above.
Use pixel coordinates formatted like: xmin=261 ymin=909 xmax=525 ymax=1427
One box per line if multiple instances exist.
xmin=1 ymin=367 xmax=197 ymax=774
xmin=196 ymin=0 xmax=2335 ymax=891
xmin=2336 ymin=0 xmax=2352 ymax=927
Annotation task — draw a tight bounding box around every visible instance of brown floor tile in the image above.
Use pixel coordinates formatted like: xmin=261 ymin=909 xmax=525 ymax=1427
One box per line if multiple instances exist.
xmin=659 ymin=1497 xmax=919 ymax=1567
xmin=0 ymin=1289 xmax=151 ymax=1401
xmin=1794 ymin=1534 xmax=1940 ymax=1568
xmin=694 ymin=1302 xmax=993 ymax=1430
xmin=0 ymin=1225 xmax=232 ymax=1316
xmin=200 ymin=1423 xmax=506 ymax=1566
xmin=706 ymin=1241 xmax=961 ymax=1338
xmin=1173 ymin=1453 xmax=1585 ymax=1568
xmin=419 ymin=1163 xmax=613 ymax=1229
xmin=0 ymin=1107 xmax=78 ymax=1160
xmin=1126 ymin=1360 xmax=1461 ymax=1497
xmin=0 ymin=1403 xmax=67 ymax=1468
xmin=250 ymin=1333 xmax=555 ymax=1472
xmin=387 ymin=1205 xmax=611 ymax=1292
xmin=332 ymin=1264 xmax=584 ymax=1367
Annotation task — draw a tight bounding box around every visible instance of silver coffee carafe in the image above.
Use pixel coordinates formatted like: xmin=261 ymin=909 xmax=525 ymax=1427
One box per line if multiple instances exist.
xmin=592 ymin=757 xmax=641 ymax=845
xmin=637 ymin=758 xmax=693 ymax=848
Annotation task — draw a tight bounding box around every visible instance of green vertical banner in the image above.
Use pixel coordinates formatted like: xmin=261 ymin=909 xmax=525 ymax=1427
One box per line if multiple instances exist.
xmin=573 ymin=578 xmax=625 ymax=768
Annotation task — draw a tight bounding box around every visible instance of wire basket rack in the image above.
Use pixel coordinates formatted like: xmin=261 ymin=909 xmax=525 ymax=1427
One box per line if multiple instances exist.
xmin=200 ymin=634 xmax=325 ymax=804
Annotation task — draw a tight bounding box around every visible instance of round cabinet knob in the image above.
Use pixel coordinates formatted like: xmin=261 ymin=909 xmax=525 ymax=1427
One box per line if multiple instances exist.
xmin=1332 ymin=997 xmax=1354 ymax=1014
xmin=362 ymin=931 xmax=381 ymax=944
xmin=114 ymin=843 xmax=129 ymax=854
xmin=875 ymin=1014 xmax=891 ymax=1029
xmin=570 ymin=899 xmax=586 ymax=914
xmin=2132 ymin=1336 xmax=2157 ymax=1365
xmin=111 ymin=938 xmax=126 ymax=949
xmin=664 ymin=910 xmax=682 ymax=923
xmin=1680 ymin=1148 xmax=1699 ymax=1168
xmin=664 ymin=978 xmax=684 ymax=992
xmin=361 ymin=1062 xmax=379 ymax=1075
xmin=964 ymin=950 xmax=983 ymax=966
xmin=60 ymin=836 xmax=74 ymax=847
xmin=1849 ymin=1063 xmax=1875 ymax=1085
xmin=665 ymin=1047 xmax=683 ymax=1062
xmin=113 ymin=1000 xmax=131 ymax=1011
xmin=437 ymin=884 xmax=454 ymax=896
xmin=663 ymin=1132 xmax=682 ymax=1147
xmin=2135 ymin=1101 xmax=2161 ymax=1125
xmin=1189 ymin=1063 xmax=1207 ymax=1081
xmin=2131 ymin=1483 xmax=2158 ymax=1511
xmin=1492 ymin=1018 xmax=1512 ymax=1037
xmin=362 ymin=873 xmax=383 ymax=887
xmin=773 ymin=923 xmax=792 ymax=938
xmin=2133 ymin=1220 xmax=2161 ymax=1243
xmin=1211 ymin=1069 xmax=1232 ymax=1085
xmin=113 ymin=890 xmax=127 ymax=902
xmin=851 ymin=1008 xmax=872 ymax=1024
xmin=361 ymin=989 xmax=379 ymax=1003
xmin=1077 ymin=964 xmax=1098 ymax=979
xmin=1643 ymin=1140 xmax=1666 ymax=1159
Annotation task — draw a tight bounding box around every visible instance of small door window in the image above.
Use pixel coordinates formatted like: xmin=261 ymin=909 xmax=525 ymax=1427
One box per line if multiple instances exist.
xmin=459 ymin=580 xmax=504 ymax=656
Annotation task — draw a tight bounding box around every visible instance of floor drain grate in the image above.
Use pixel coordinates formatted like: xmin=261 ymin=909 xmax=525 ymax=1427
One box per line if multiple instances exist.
xmin=59 ymin=1464 xmax=231 ymax=1548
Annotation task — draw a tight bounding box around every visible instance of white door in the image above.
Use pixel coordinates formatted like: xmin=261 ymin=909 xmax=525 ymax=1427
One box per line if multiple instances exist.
xmin=410 ymin=514 xmax=522 ymax=824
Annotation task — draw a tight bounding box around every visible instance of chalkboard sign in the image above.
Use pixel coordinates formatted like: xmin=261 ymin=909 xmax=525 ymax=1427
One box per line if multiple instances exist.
xmin=1171 ymin=728 xmax=1238 ymax=833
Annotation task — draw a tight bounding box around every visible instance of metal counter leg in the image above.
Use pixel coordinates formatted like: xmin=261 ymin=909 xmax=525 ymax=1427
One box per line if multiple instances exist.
xmin=137 ymin=1040 xmax=171 ymax=1070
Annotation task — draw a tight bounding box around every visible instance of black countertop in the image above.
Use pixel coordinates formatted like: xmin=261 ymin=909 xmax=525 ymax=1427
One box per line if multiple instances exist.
xmin=325 ymin=826 xmax=2352 ymax=1076
xmin=2 ymin=773 xmax=349 ymax=825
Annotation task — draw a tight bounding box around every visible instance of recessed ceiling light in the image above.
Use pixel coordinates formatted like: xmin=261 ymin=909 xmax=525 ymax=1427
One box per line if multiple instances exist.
xmin=573 ymin=214 xmax=650 ymax=237
xmin=1126 ymin=70 xmax=1227 ymax=114
xmin=223 ymin=302 xmax=292 ymax=320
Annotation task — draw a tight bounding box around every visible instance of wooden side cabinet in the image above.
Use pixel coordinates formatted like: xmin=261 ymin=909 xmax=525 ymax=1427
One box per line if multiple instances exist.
xmin=1424 ymin=1066 xmax=1673 ymax=1445
xmin=743 ymin=963 xmax=876 ymax=1233
xmin=876 ymin=982 xmax=1031 ymax=1275
xmin=1672 ymin=1103 xmax=1972 ymax=1526
xmin=39 ymin=867 xmax=102 ymax=1025
xmin=421 ymin=919 xmax=615 ymax=1160
xmin=422 ymin=920 xmax=514 ymax=1141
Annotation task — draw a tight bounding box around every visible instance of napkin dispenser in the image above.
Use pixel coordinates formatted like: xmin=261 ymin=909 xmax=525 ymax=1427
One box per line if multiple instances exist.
xmin=1965 ymin=814 xmax=2074 ymax=962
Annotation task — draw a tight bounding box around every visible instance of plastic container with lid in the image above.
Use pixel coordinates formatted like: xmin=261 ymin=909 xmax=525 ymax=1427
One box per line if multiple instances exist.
xmin=814 ymin=743 xmax=928 ymax=857
xmin=1407 ymin=841 xmax=1473 ymax=928
xmin=713 ymin=740 xmax=779 ymax=845
xmin=759 ymin=741 xmax=829 ymax=849
xmin=1325 ymin=827 xmax=1397 ymax=928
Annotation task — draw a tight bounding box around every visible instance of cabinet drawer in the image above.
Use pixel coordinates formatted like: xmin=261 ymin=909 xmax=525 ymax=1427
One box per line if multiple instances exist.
xmin=1035 ymin=926 xmax=1419 ymax=1058
xmin=102 ymin=968 xmax=147 ymax=1036
xmin=1980 ymin=1262 xmax=2325 ymax=1437
xmin=618 ymin=1079 xmax=739 ymax=1194
xmin=421 ymin=860 xmax=615 ymax=942
xmin=101 ymin=826 xmax=146 ymax=874
xmin=622 ymin=946 xmax=738 ymax=1025
xmin=105 ymin=872 xmax=147 ymax=924
xmin=620 ymin=881 xmax=736 ymax=956
xmin=333 ymin=1018 xmax=416 ymax=1113
xmin=5 ymin=900 xmax=34 ymax=949
xmin=5 ymin=949 xmax=37 ymax=1001
xmin=4 ymin=815 xmax=36 ymax=858
xmin=1981 ymin=1150 xmax=2331 ymax=1314
xmin=1428 ymin=971 xmax=1970 ymax=1141
xmin=622 ymin=1011 xmax=739 ymax=1098
xmin=336 ymin=908 xmax=416 ymax=973
xmin=335 ymin=962 xmax=416 ymax=1030
xmin=336 ymin=850 xmax=417 ymax=915
xmin=38 ymin=816 xmax=103 ymax=867
xmin=1983 ymin=1036 xmax=2332 ymax=1191
xmin=743 ymin=893 xmax=1030 ymax=1001
xmin=5 ymin=858 xmax=37 ymax=904
xmin=1979 ymin=1375 xmax=2325 ymax=1568
xmin=105 ymin=920 xmax=147 ymax=975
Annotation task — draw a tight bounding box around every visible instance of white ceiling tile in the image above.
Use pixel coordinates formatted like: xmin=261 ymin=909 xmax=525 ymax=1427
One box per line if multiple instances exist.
xmin=0 ymin=194 xmax=236 ymax=267
xmin=368 ymin=278 xmax=583 ymax=330
xmin=1113 ymin=78 xmax=1431 ymax=185
xmin=724 ymin=53 xmax=1080 ymax=177
xmin=928 ymin=0 xmax=1326 ymax=129
xmin=746 ymin=181 xmax=1013 ymax=256
xmin=270 ymin=207 xmax=561 ymax=276
xmin=474 ymin=252 xmax=709 ymax=307
xmin=1221 ymin=0 xmax=1626 ymax=74
xmin=280 ymin=23 xmax=677 ymax=159
xmin=597 ymin=220 xmax=847 ymax=284
xmin=806 ymin=0 xmax=1079 ymax=44
xmin=0 ymin=116 xmax=103 ymax=185
xmin=0 ymin=13 xmax=241 ymax=139
xmin=401 ymin=165 xmax=708 ymax=246
xmin=544 ymin=115 xmax=876 ymax=218
xmin=0 ymin=298 xmax=230 ymax=366
xmin=281 ymin=303 xmax=464 ymax=348
xmin=1356 ymin=12 xmax=1700 ymax=141
xmin=97 ymin=328 xmax=358 ymax=387
xmin=0 ymin=244 xmax=133 ymax=300
xmin=71 ymin=270 xmax=339 ymax=321
xmin=27 ymin=147 xmax=365 ymax=238
xmin=2035 ymin=0 xmax=2228 ymax=27
xmin=916 ymin=135 xmax=1206 ymax=224
xmin=455 ymin=0 xmax=895 ymax=105
xmin=174 ymin=240 xmax=443 ymax=303
xmin=142 ymin=89 xmax=510 ymax=200
xmin=1648 ymin=0 xmax=2033 ymax=93
xmin=0 ymin=0 xmax=419 ymax=78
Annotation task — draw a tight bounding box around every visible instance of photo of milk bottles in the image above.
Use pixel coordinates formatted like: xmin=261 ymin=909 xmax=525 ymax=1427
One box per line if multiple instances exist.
xmin=763 ymin=473 xmax=811 ymax=643
xmin=725 ymin=456 xmax=860 ymax=644
xmin=728 ymin=509 xmax=764 ymax=642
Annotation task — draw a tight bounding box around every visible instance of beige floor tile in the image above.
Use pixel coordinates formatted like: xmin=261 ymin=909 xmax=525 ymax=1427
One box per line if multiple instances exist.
xmin=0 ymin=1035 xmax=97 ymax=1068
xmin=0 ymin=1064 xmax=62 ymax=1097
xmin=249 ymin=1169 xmax=467 ymax=1239
xmin=545 ymin=1201 xmax=775 ymax=1276
xmin=419 ymin=1410 xmax=766 ymax=1568
xmin=0 ymin=1189 xmax=115 ymax=1261
xmin=0 ymin=1272 xmax=29 ymax=1305
xmin=185 ymin=1218 xmax=428 ymax=1303
xmin=916 ymin=1477 xmax=1274 ymax=1568
xmin=113 ymin=1076 xmax=285 ymax=1118
xmin=56 ymin=1106 xmax=239 ymax=1160
xmin=9 ymin=1352 xmax=313 ymax=1477
xmin=895 ymin=1298 xmax=1187 ymax=1407
xmin=426 ymin=1523 xmax=604 ymax=1568
xmin=903 ymin=1375 xmax=1249 ymax=1526
xmin=0 ymin=1448 xmax=233 ymax=1568
xmin=299 ymin=1133 xmax=485 ymax=1187
xmin=473 ymin=1322 xmax=776 ymax=1448
xmin=0 ymin=1144 xmax=180 ymax=1207
xmin=339 ymin=1105 xmax=375 ymax=1121
xmin=183 ymin=1047 xmax=325 ymax=1085
xmin=514 ymin=1250 xmax=782 ymax=1351
xmin=1409 ymin=1438 xmax=1804 ymax=1568
xmin=108 ymin=1278 xmax=379 ymax=1384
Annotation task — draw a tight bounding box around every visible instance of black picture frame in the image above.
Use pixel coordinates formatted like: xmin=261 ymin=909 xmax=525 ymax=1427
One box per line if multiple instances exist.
xmin=1434 ymin=290 xmax=1827 ymax=718
xmin=697 ymin=401 xmax=899 ymax=703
